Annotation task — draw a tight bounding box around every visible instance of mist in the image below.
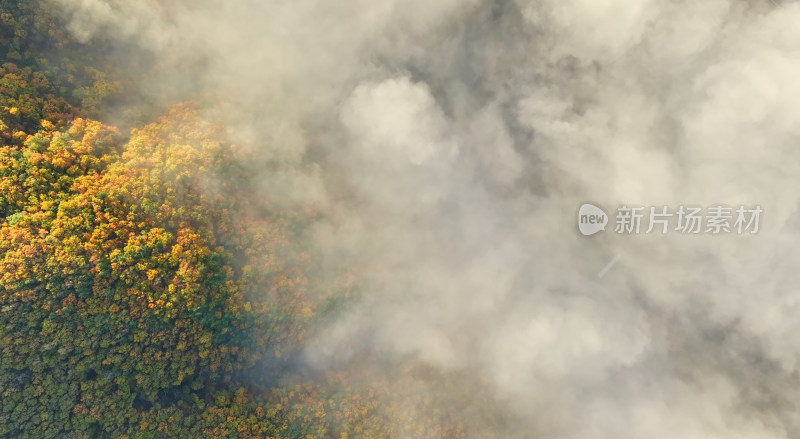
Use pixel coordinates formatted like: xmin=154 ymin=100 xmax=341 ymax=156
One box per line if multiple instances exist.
xmin=50 ymin=0 xmax=800 ymax=437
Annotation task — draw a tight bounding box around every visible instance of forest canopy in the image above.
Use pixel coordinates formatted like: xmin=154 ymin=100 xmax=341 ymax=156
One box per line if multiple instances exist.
xmin=0 ymin=2 xmax=483 ymax=438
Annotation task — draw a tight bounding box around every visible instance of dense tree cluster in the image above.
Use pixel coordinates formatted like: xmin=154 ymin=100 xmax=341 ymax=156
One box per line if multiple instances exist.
xmin=0 ymin=0 xmax=124 ymax=119
xmin=0 ymin=102 xmax=286 ymax=437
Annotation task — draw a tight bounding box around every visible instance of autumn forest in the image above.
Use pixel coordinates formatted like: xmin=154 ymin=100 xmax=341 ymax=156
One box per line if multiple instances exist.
xmin=0 ymin=1 xmax=490 ymax=437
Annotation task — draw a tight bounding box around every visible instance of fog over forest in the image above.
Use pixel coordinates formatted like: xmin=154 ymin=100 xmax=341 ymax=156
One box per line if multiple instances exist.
xmin=2 ymin=0 xmax=799 ymax=437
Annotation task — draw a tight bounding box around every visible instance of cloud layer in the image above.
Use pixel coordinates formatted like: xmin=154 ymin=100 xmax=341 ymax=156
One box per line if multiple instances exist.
xmin=51 ymin=0 xmax=800 ymax=437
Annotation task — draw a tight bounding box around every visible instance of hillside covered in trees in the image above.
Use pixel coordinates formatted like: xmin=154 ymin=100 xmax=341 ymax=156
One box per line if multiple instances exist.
xmin=0 ymin=2 xmax=501 ymax=438
xmin=6 ymin=1 xmax=795 ymax=438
